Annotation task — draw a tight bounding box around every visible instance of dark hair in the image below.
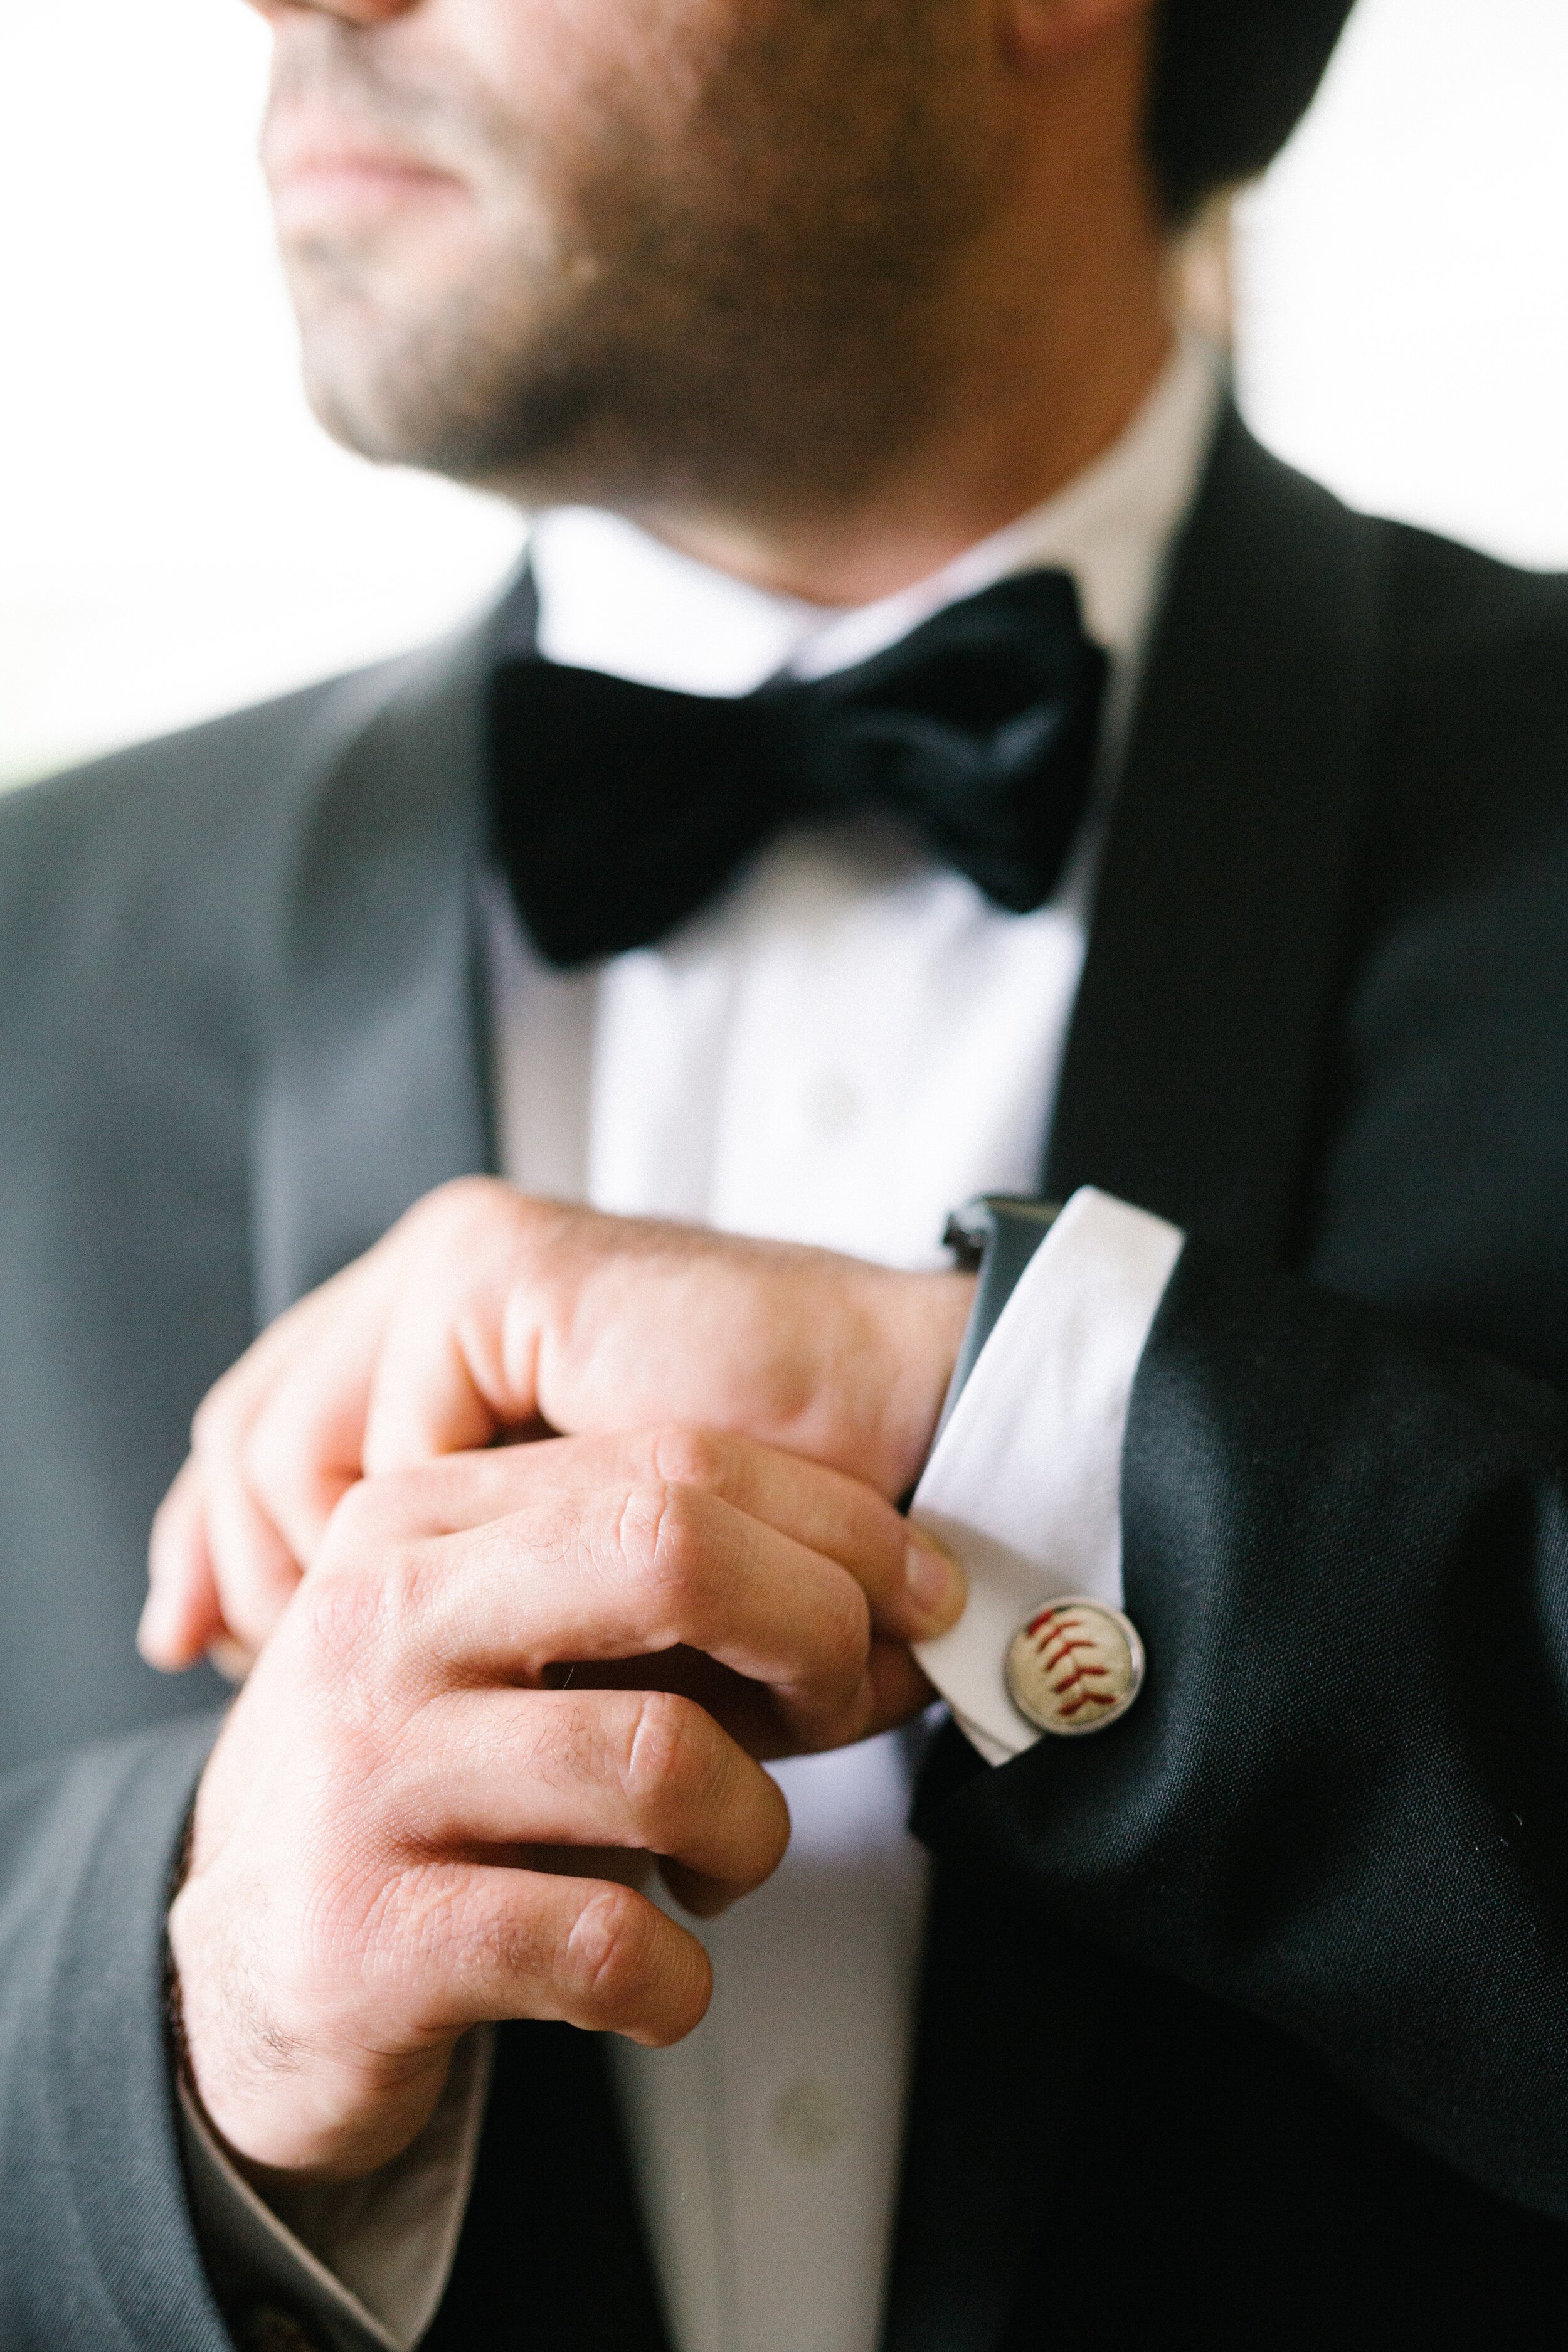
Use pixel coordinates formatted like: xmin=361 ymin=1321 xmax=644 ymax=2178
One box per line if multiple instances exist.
xmin=1147 ymin=0 xmax=1359 ymax=224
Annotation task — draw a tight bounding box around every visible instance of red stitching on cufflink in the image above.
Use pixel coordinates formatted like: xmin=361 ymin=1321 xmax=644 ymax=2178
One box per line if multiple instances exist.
xmin=1025 ymin=1605 xmax=1119 ymax=1721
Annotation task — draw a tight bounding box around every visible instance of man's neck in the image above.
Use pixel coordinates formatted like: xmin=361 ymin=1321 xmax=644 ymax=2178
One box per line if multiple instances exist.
xmin=615 ymin=226 xmax=1176 ymax=608
xmin=530 ymin=328 xmax=1224 ymax=699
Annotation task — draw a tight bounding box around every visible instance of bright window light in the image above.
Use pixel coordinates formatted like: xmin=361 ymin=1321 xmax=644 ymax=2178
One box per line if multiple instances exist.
xmin=1235 ymin=0 xmax=1568 ymax=569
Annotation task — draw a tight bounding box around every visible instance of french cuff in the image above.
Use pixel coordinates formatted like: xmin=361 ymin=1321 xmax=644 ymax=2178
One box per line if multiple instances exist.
xmin=178 ymin=2025 xmax=494 ymax=2352
xmin=911 ymin=1186 xmax=1184 ymax=1765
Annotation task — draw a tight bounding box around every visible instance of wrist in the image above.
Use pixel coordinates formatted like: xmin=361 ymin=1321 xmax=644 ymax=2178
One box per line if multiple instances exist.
xmin=169 ymin=1835 xmax=455 ymax=2186
xmin=174 ymin=1946 xmax=453 ymax=2186
xmin=876 ymin=1267 xmax=977 ymax=1498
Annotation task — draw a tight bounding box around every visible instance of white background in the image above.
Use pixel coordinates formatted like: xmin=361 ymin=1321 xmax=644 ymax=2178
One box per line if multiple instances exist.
xmin=3 ymin=0 xmax=1566 ymax=786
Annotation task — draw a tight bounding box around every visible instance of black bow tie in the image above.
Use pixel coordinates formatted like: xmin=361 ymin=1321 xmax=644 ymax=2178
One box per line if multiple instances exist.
xmin=487 ymin=566 xmax=1108 ymax=969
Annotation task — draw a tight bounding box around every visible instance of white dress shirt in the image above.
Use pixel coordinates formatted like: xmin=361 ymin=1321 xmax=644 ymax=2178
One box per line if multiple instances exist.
xmin=183 ymin=329 xmax=1221 ymax=2351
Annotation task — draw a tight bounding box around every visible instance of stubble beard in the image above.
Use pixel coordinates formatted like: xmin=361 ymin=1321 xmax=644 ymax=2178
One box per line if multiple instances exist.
xmin=268 ymin=1 xmax=1001 ymax=522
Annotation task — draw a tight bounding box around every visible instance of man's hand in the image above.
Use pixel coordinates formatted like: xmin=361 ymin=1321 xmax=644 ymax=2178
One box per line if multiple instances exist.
xmin=141 ymin=1181 xmax=975 ymax=1676
xmin=170 ymin=1426 xmax=965 ymax=2182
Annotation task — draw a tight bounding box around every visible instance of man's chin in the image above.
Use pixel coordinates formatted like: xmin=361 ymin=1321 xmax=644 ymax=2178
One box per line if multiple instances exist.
xmin=292 ymin=313 xmax=627 ymax=499
xmin=270 ymin=162 xmax=471 ymax=246
xmin=298 ymin=349 xmax=554 ymax=492
xmin=288 ymin=276 xmax=519 ymax=475
xmin=299 ymin=365 xmax=451 ymax=476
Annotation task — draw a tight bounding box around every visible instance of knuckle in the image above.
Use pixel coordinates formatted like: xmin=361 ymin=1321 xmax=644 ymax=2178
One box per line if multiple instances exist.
xmin=647 ymin=1481 xmax=712 ymax=1587
xmin=645 ymin=1425 xmax=733 ymax=1495
xmin=617 ymin=1481 xmax=712 ymax=1613
xmin=190 ymin=1375 xmax=246 ymax=1460
xmin=408 ymin=1175 xmax=536 ymax=1271
xmin=292 ymin=1563 xmax=385 ymax=1669
xmin=622 ymin=1689 xmax=720 ymax=1831
xmin=314 ymin=1474 xmax=389 ymax=1560
xmin=238 ymin=1406 xmax=305 ymax=1509
xmin=820 ymin=1575 xmax=872 ymax=1682
xmin=411 ymin=1173 xmax=509 ymax=1234
xmin=389 ymin=1860 xmax=491 ymax=1981
xmin=318 ymin=1465 xmax=426 ymax=1557
xmin=294 ymin=1535 xmax=435 ymax=1677
xmin=563 ymin=1883 xmax=660 ymax=2015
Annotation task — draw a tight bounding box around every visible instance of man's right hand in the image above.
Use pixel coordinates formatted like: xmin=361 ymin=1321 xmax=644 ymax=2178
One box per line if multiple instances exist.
xmin=169 ymin=1426 xmax=963 ymax=2183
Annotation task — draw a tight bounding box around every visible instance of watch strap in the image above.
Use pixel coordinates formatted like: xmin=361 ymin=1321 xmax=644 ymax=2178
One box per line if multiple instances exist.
xmin=936 ymin=1194 xmax=1063 ymax=1436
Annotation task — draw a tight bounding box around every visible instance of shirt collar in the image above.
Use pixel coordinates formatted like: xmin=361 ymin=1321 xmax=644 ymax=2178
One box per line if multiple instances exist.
xmin=527 ymin=327 xmax=1226 ymax=699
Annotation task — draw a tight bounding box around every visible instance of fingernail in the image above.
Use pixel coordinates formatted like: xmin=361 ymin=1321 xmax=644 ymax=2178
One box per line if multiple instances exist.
xmin=905 ymin=1534 xmax=966 ymax=1631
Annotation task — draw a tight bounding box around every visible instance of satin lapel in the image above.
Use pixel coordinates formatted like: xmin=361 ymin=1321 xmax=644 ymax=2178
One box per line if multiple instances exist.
xmin=252 ymin=625 xmax=498 ymax=1321
xmin=1046 ymin=406 xmax=1384 ymax=1259
xmin=888 ymin=416 xmax=1385 ymax=2352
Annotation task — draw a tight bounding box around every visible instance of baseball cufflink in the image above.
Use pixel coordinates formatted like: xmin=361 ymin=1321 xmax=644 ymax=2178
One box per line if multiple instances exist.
xmin=1004 ymin=1597 xmax=1144 ymax=1736
xmin=938 ymin=1194 xmax=1147 ymax=1742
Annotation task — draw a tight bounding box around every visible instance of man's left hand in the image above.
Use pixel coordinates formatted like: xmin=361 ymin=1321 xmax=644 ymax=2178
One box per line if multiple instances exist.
xmin=139 ymin=1179 xmax=975 ymax=1676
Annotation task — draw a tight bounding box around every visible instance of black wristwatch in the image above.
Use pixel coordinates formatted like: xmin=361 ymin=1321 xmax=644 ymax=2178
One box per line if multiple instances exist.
xmin=937 ymin=1194 xmax=1063 ymax=1433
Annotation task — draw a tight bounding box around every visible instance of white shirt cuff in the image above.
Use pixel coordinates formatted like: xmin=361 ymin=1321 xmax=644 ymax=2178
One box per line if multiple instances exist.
xmin=911 ymin=1187 xmax=1184 ymax=1766
xmin=177 ymin=2026 xmax=494 ymax=2352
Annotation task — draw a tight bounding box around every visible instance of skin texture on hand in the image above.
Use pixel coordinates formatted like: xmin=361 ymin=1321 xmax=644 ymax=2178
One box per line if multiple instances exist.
xmin=141 ymin=1181 xmax=975 ymax=1678
xmin=168 ymin=1427 xmax=965 ymax=2180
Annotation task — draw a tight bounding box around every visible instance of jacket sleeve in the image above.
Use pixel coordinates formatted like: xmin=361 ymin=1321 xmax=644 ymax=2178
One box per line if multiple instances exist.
xmin=919 ymin=1229 xmax=1568 ymax=2222
xmin=0 ymin=1714 xmax=236 ymax=2350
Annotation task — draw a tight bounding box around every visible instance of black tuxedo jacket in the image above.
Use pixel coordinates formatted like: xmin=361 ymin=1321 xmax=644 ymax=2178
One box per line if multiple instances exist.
xmin=5 ymin=413 xmax=1568 ymax=2347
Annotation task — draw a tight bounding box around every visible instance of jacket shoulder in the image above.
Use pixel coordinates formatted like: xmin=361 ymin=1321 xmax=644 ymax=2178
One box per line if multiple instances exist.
xmin=0 ymin=659 xmax=403 ymax=888
xmin=1210 ymin=411 xmax=1568 ymax=663
xmin=1378 ymin=516 xmax=1568 ymax=664
xmin=1368 ymin=521 xmax=1568 ymax=871
xmin=0 ymin=650 xmax=445 ymax=1012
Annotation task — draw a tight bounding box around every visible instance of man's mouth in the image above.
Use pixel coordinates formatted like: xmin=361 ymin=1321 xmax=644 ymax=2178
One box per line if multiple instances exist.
xmin=263 ymin=124 xmax=468 ymax=232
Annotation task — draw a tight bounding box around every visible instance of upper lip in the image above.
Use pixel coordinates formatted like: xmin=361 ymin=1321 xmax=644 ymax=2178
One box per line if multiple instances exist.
xmin=263 ymin=125 xmax=457 ymax=186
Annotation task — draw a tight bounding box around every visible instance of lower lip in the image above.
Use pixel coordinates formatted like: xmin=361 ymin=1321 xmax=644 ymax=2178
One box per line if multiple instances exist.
xmin=268 ymin=157 xmax=464 ymax=228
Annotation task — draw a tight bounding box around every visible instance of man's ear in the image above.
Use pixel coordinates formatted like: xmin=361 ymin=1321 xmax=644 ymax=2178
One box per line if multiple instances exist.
xmin=997 ymin=0 xmax=1157 ymax=71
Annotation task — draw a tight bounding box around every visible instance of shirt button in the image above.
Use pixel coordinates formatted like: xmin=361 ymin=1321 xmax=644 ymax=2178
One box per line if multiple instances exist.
xmin=770 ymin=2075 xmax=850 ymax=2162
xmin=231 ymin=2308 xmax=328 ymax=2352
